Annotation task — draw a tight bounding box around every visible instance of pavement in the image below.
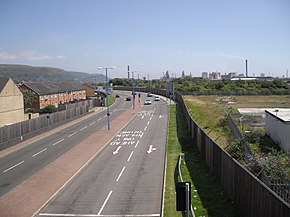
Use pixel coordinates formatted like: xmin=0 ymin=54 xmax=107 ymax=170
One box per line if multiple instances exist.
xmin=0 ymin=104 xmax=143 ymax=217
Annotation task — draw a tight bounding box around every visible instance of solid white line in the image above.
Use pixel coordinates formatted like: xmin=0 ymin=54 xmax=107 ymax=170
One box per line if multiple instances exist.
xmin=97 ymin=190 xmax=113 ymax=215
xmin=116 ymin=166 xmax=126 ymax=182
xmin=127 ymin=151 xmax=134 ymax=162
xmin=32 ymin=148 xmax=47 ymax=157
xmin=39 ymin=214 xmax=160 ymax=217
xmin=68 ymin=132 xmax=77 ymax=137
xmin=89 ymin=121 xmax=96 ymax=125
xmin=80 ymin=126 xmax=87 ymax=131
xmin=3 ymin=160 xmax=25 ymax=173
xmin=144 ymin=126 xmax=147 ymax=131
xmin=52 ymin=139 xmax=64 ymax=146
xmin=134 ymin=140 xmax=140 ymax=148
xmin=147 ymin=121 xmax=150 ymax=125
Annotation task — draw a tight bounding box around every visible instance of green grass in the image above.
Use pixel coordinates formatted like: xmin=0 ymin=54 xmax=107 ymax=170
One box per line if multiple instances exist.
xmin=108 ymin=95 xmax=116 ymax=106
xmin=164 ymin=104 xmax=238 ymax=217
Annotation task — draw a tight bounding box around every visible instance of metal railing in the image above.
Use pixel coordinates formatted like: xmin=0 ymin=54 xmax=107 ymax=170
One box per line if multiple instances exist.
xmin=178 ymin=153 xmax=196 ymax=217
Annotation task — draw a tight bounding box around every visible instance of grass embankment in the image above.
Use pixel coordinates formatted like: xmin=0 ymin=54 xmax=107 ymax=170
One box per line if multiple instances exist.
xmin=164 ymin=104 xmax=238 ymax=217
xmin=108 ymin=95 xmax=116 ymax=106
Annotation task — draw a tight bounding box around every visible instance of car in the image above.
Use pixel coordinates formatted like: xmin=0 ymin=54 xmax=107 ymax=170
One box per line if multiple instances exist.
xmin=154 ymin=96 xmax=160 ymax=101
xmin=147 ymin=92 xmax=153 ymax=97
xmin=115 ymin=94 xmax=120 ymax=98
xmin=126 ymin=96 xmax=131 ymax=101
xmin=144 ymin=99 xmax=152 ymax=105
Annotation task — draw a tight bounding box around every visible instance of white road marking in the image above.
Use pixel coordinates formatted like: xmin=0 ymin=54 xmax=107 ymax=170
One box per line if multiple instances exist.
xmin=52 ymin=139 xmax=64 ymax=146
xmin=135 ymin=140 xmax=140 ymax=148
xmin=103 ymin=115 xmax=107 ymax=118
xmin=141 ymin=115 xmax=144 ymax=119
xmin=116 ymin=166 xmax=126 ymax=182
xmin=147 ymin=145 xmax=157 ymax=154
xmin=113 ymin=146 xmax=122 ymax=155
xmin=68 ymin=132 xmax=77 ymax=137
xmin=127 ymin=151 xmax=134 ymax=162
xmin=3 ymin=160 xmax=25 ymax=173
xmin=89 ymin=121 xmax=96 ymax=125
xmin=80 ymin=126 xmax=87 ymax=131
xmin=39 ymin=213 xmax=160 ymax=217
xmin=97 ymin=190 xmax=113 ymax=215
xmin=97 ymin=118 xmax=102 ymax=121
xmin=140 ymin=132 xmax=144 ymax=138
xmin=147 ymin=121 xmax=150 ymax=125
xmin=159 ymin=115 xmax=163 ymax=118
xmin=144 ymin=126 xmax=147 ymax=131
xmin=150 ymin=116 xmax=153 ymax=121
xmin=32 ymin=148 xmax=47 ymax=157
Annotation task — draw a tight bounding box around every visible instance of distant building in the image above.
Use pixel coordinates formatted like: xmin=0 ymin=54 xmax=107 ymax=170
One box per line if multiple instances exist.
xmin=160 ymin=71 xmax=171 ymax=81
xmin=209 ymin=71 xmax=221 ymax=80
xmin=265 ymin=109 xmax=290 ymax=152
xmin=201 ymin=72 xmax=208 ymax=78
xmin=19 ymin=81 xmax=86 ymax=111
xmin=261 ymin=73 xmax=265 ymax=77
xmin=0 ymin=77 xmax=24 ymax=127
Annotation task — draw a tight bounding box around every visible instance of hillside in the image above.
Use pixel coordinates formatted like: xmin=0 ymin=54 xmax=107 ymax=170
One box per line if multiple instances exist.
xmin=0 ymin=64 xmax=106 ymax=83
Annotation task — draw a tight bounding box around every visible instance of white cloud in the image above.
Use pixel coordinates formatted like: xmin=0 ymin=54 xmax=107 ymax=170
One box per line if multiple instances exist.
xmin=0 ymin=49 xmax=66 ymax=61
xmin=0 ymin=48 xmax=17 ymax=60
xmin=20 ymin=50 xmax=52 ymax=60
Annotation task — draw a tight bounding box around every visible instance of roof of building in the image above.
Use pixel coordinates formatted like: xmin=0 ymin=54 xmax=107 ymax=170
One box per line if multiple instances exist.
xmin=21 ymin=81 xmax=85 ymax=95
xmin=265 ymin=108 xmax=290 ymax=122
xmin=0 ymin=77 xmax=10 ymax=93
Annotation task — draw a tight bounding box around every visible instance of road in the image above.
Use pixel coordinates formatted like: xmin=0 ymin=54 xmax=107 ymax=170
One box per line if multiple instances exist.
xmin=0 ymin=92 xmax=132 ymax=197
xmin=36 ymin=96 xmax=168 ymax=217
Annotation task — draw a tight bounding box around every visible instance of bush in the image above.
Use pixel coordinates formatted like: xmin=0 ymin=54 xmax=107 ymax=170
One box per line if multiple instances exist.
xmin=43 ymin=105 xmax=58 ymax=113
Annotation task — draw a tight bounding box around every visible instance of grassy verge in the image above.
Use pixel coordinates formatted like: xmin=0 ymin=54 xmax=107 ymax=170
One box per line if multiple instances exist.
xmin=108 ymin=95 xmax=116 ymax=106
xmin=164 ymin=104 xmax=238 ymax=217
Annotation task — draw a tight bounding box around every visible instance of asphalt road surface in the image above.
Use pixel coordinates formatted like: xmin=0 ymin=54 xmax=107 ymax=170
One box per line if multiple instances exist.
xmin=0 ymin=92 xmax=132 ymax=197
xmin=36 ymin=95 xmax=168 ymax=217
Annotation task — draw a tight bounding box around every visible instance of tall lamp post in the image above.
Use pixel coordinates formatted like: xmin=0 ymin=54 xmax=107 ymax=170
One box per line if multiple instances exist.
xmin=98 ymin=66 xmax=115 ymax=130
xmin=130 ymin=70 xmax=138 ymax=109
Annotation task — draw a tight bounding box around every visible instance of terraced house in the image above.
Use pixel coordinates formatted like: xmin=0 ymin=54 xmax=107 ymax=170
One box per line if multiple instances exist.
xmin=19 ymin=81 xmax=86 ymax=111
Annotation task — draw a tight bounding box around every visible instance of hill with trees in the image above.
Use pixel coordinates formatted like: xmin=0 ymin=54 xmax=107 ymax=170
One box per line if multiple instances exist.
xmin=0 ymin=64 xmax=106 ymax=83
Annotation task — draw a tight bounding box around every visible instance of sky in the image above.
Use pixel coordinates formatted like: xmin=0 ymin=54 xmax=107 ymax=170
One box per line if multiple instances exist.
xmin=0 ymin=0 xmax=289 ymax=79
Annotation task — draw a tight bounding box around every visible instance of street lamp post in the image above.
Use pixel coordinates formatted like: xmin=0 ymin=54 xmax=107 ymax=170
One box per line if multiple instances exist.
xmin=130 ymin=70 xmax=138 ymax=110
xmin=98 ymin=66 xmax=115 ymax=130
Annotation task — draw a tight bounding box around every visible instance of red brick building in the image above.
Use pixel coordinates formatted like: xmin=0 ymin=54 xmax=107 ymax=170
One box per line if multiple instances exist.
xmin=19 ymin=82 xmax=86 ymax=111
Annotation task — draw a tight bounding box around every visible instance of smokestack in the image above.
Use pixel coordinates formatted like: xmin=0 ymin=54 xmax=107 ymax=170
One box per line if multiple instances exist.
xmin=246 ymin=59 xmax=248 ymax=77
xmin=127 ymin=65 xmax=130 ymax=79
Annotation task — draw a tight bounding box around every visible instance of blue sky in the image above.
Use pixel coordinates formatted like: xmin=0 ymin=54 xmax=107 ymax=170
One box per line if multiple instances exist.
xmin=0 ymin=0 xmax=289 ymax=79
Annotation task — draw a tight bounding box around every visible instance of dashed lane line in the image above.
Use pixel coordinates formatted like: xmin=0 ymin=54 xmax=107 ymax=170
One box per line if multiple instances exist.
xmin=89 ymin=121 xmax=96 ymax=125
xmin=68 ymin=132 xmax=77 ymax=138
xmin=80 ymin=126 xmax=88 ymax=131
xmin=127 ymin=151 xmax=134 ymax=162
xmin=97 ymin=190 xmax=113 ymax=215
xmin=116 ymin=166 xmax=126 ymax=182
xmin=32 ymin=148 xmax=47 ymax=158
xmin=52 ymin=139 xmax=64 ymax=146
xmin=3 ymin=160 xmax=25 ymax=173
xmin=134 ymin=140 xmax=140 ymax=148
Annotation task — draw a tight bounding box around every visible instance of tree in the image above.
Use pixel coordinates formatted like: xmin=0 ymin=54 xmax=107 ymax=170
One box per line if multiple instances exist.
xmin=23 ymin=90 xmax=36 ymax=111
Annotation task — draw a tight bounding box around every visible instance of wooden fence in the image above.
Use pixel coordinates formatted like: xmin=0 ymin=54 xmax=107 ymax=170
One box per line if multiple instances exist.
xmin=0 ymin=100 xmax=94 ymax=151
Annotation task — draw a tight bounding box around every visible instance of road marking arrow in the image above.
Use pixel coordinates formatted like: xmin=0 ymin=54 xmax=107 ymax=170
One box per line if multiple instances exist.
xmin=113 ymin=146 xmax=122 ymax=155
xmin=147 ymin=145 xmax=157 ymax=154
